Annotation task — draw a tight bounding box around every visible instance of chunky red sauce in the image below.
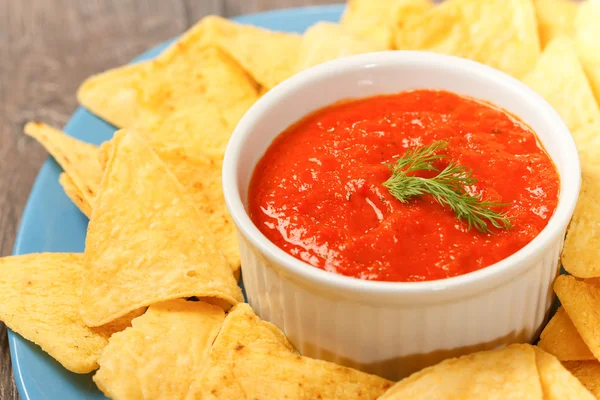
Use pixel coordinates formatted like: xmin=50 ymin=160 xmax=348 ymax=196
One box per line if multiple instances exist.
xmin=249 ymin=90 xmax=560 ymax=282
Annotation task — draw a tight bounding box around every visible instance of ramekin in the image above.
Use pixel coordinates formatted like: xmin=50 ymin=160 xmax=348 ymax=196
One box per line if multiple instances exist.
xmin=223 ymin=51 xmax=580 ymax=380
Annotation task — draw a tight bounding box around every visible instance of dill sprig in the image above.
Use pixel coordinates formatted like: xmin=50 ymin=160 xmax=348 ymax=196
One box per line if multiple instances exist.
xmin=383 ymin=140 xmax=512 ymax=234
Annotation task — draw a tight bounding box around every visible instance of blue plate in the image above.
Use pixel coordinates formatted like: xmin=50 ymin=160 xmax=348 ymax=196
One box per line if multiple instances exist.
xmin=9 ymin=5 xmax=344 ymax=399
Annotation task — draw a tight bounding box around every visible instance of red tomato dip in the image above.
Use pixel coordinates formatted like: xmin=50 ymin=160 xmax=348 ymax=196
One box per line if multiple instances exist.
xmin=248 ymin=90 xmax=560 ymax=282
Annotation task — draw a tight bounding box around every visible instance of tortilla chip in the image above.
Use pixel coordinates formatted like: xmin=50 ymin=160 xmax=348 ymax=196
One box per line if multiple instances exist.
xmin=94 ymin=299 xmax=224 ymax=400
xmin=562 ymin=164 xmax=600 ymax=278
xmin=0 ymin=253 xmax=129 ymax=373
xmin=191 ymin=16 xmax=301 ymax=89
xmin=378 ymin=344 xmax=543 ymax=399
xmin=24 ymin=122 xmax=102 ymax=208
xmin=522 ymin=37 xmax=600 ymax=146
xmin=153 ymin=148 xmax=239 ymax=271
xmin=534 ymin=0 xmax=579 ymax=48
xmin=395 ymin=0 xmax=540 ymax=78
xmin=132 ymin=97 xmax=252 ymax=158
xmin=533 ymin=347 xmax=596 ymax=399
xmin=554 ymin=275 xmax=600 ymax=361
xmin=538 ymin=307 xmax=595 ymax=361
xmin=564 ymin=361 xmax=600 ymax=398
xmin=81 ymin=130 xmax=242 ymax=327
xmin=79 ymin=46 xmax=258 ymax=129
xmin=575 ymin=0 xmax=600 ymax=104
xmin=295 ymin=22 xmax=387 ymax=72
xmin=340 ymin=0 xmax=432 ymax=49
xmin=186 ymin=303 xmax=392 ymax=399
xmin=59 ymin=173 xmax=92 ymax=218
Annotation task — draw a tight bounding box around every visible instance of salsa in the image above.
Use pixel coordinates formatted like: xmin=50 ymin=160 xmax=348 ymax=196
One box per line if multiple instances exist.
xmin=248 ymin=90 xmax=560 ymax=282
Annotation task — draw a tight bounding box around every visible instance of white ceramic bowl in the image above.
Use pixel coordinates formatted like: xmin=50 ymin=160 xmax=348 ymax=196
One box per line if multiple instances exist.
xmin=223 ymin=51 xmax=580 ymax=380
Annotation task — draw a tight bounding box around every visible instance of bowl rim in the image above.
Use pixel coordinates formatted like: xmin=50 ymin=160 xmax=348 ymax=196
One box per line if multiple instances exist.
xmin=223 ymin=50 xmax=581 ymax=296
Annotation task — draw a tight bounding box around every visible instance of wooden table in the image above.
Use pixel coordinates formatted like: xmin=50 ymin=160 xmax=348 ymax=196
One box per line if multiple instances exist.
xmin=0 ymin=1 xmax=335 ymax=398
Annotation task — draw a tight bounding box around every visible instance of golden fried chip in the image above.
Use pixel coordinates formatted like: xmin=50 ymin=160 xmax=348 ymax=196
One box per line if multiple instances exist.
xmin=192 ymin=16 xmax=301 ymax=89
xmin=132 ymin=97 xmax=252 ymax=158
xmin=0 ymin=253 xmax=130 ymax=373
xmin=78 ymin=46 xmax=258 ymax=129
xmin=155 ymin=148 xmax=239 ymax=272
xmin=534 ymin=0 xmax=579 ymax=47
xmin=295 ymin=22 xmax=387 ymax=71
xmin=24 ymin=122 xmax=102 ymax=208
xmin=94 ymin=299 xmax=224 ymax=400
xmin=378 ymin=344 xmax=543 ymax=399
xmin=522 ymin=37 xmax=600 ymax=146
xmin=555 ymin=275 xmax=600 ymax=361
xmin=186 ymin=303 xmax=392 ymax=399
xmin=340 ymin=0 xmax=432 ymax=49
xmin=538 ymin=307 xmax=595 ymax=361
xmin=564 ymin=361 xmax=600 ymax=398
xmin=395 ymin=0 xmax=540 ymax=78
xmin=562 ymin=164 xmax=600 ymax=278
xmin=575 ymin=0 xmax=600 ymax=104
xmin=58 ymin=173 xmax=92 ymax=218
xmin=81 ymin=130 xmax=242 ymax=327
xmin=534 ymin=347 xmax=596 ymax=399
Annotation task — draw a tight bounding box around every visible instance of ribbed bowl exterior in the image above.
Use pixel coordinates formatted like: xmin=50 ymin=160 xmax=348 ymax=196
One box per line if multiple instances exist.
xmin=239 ymin=233 xmax=564 ymax=381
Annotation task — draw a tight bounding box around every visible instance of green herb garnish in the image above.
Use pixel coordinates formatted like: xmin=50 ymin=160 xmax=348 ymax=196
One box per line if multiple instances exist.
xmin=383 ymin=140 xmax=512 ymax=234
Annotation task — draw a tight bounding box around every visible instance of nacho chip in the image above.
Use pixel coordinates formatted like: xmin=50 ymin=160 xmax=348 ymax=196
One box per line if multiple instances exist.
xmin=59 ymin=173 xmax=92 ymax=218
xmin=534 ymin=0 xmax=579 ymax=47
xmin=94 ymin=299 xmax=224 ymax=400
xmin=564 ymin=360 xmax=600 ymax=398
xmin=155 ymin=148 xmax=239 ymax=271
xmin=522 ymin=37 xmax=600 ymax=145
xmin=192 ymin=16 xmax=301 ymax=89
xmin=555 ymin=275 xmax=600 ymax=361
xmin=81 ymin=130 xmax=242 ymax=327
xmin=533 ymin=347 xmax=596 ymax=399
xmin=538 ymin=307 xmax=595 ymax=361
xmin=562 ymin=164 xmax=600 ymax=278
xmin=132 ymin=97 xmax=252 ymax=158
xmin=378 ymin=344 xmax=543 ymax=399
xmin=395 ymin=0 xmax=540 ymax=78
xmin=0 ymin=253 xmax=128 ymax=373
xmin=340 ymin=0 xmax=432 ymax=48
xmin=575 ymin=0 xmax=600 ymax=104
xmin=186 ymin=303 xmax=392 ymax=399
xmin=295 ymin=22 xmax=387 ymax=72
xmin=24 ymin=122 xmax=102 ymax=208
xmin=79 ymin=46 xmax=258 ymax=129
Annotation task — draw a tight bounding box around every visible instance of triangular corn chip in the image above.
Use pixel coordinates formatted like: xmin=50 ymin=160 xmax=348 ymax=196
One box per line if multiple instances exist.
xmin=378 ymin=344 xmax=543 ymax=399
xmin=0 ymin=253 xmax=127 ymax=373
xmin=295 ymin=23 xmax=387 ymax=72
xmin=190 ymin=16 xmax=301 ymax=89
xmin=538 ymin=307 xmax=595 ymax=361
xmin=340 ymin=0 xmax=432 ymax=49
xmin=564 ymin=360 xmax=600 ymax=398
xmin=94 ymin=299 xmax=224 ymax=400
xmin=534 ymin=0 xmax=579 ymax=47
xmin=81 ymin=130 xmax=242 ymax=327
xmin=24 ymin=122 xmax=102 ymax=209
xmin=153 ymin=148 xmax=239 ymax=271
xmin=562 ymin=164 xmax=600 ymax=278
xmin=58 ymin=173 xmax=92 ymax=218
xmin=78 ymin=46 xmax=258 ymax=128
xmin=186 ymin=304 xmax=392 ymax=399
xmin=395 ymin=0 xmax=540 ymax=78
xmin=533 ymin=347 xmax=595 ymax=399
xmin=575 ymin=0 xmax=600 ymax=104
xmin=522 ymin=37 xmax=600 ymax=146
xmin=555 ymin=275 xmax=600 ymax=360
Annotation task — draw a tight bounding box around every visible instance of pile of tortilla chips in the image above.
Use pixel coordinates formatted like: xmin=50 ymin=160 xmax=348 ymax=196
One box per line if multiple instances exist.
xmin=3 ymin=0 xmax=600 ymax=398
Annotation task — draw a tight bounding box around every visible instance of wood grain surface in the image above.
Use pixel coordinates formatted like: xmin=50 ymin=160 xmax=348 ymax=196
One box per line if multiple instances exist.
xmin=0 ymin=1 xmax=337 ymax=398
